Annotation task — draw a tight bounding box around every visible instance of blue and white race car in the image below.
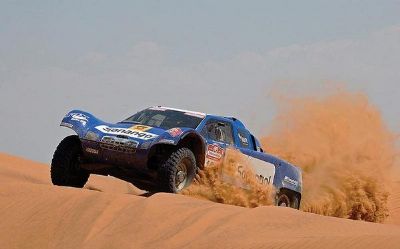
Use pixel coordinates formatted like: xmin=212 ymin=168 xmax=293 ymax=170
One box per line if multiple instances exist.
xmin=51 ymin=106 xmax=302 ymax=208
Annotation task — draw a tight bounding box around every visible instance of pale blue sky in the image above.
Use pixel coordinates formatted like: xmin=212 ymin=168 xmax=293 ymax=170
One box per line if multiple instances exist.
xmin=1 ymin=1 xmax=399 ymax=63
xmin=1 ymin=1 xmax=400 ymax=162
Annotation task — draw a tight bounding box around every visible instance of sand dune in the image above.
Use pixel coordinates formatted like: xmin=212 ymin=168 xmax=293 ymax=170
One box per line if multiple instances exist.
xmin=1 ymin=152 xmax=400 ymax=249
xmin=387 ymin=183 xmax=400 ymax=225
xmin=386 ymin=167 xmax=400 ymax=225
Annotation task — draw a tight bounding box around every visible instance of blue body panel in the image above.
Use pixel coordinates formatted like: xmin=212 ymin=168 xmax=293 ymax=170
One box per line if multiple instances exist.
xmin=60 ymin=108 xmax=302 ymax=196
xmin=194 ymin=114 xmax=302 ymax=194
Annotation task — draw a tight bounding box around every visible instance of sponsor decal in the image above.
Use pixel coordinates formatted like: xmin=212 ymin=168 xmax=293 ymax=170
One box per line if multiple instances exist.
xmin=95 ymin=125 xmax=158 ymax=140
xmin=283 ymin=176 xmax=299 ymax=187
xmin=167 ymin=128 xmax=183 ymax=137
xmin=237 ymin=165 xmax=249 ymax=181
xmin=237 ymin=165 xmax=272 ymax=186
xmin=158 ymin=139 xmax=175 ymax=144
xmin=256 ymin=174 xmax=272 ymax=185
xmin=60 ymin=122 xmax=73 ymax=128
xmin=130 ymin=125 xmax=152 ymax=132
xmin=206 ymin=143 xmax=225 ymax=161
xmin=68 ymin=113 xmax=89 ymax=126
xmin=85 ymin=147 xmax=99 ymax=154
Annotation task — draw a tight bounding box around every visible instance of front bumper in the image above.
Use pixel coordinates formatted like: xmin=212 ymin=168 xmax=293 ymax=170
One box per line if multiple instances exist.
xmin=81 ymin=139 xmax=149 ymax=169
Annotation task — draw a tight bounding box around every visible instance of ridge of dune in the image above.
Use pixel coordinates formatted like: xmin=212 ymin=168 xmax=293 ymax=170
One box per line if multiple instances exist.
xmin=387 ymin=184 xmax=400 ymax=224
xmin=386 ymin=166 xmax=400 ymax=225
xmin=0 ymin=152 xmax=143 ymax=195
xmin=1 ymin=152 xmax=400 ymax=249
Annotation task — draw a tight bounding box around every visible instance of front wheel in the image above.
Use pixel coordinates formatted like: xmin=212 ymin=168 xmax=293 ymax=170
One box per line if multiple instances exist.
xmin=158 ymin=147 xmax=197 ymax=193
xmin=51 ymin=135 xmax=90 ymax=188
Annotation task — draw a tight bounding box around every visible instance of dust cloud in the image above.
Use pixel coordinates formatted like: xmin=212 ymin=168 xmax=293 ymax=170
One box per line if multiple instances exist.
xmin=262 ymin=90 xmax=396 ymax=222
xmin=182 ymin=148 xmax=275 ymax=208
xmin=183 ymin=89 xmax=395 ymax=222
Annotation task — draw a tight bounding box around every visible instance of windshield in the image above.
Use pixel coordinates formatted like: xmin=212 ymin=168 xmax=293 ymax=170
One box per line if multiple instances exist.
xmin=123 ymin=108 xmax=205 ymax=130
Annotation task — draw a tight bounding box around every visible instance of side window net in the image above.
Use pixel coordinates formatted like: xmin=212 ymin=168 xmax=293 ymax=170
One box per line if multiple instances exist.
xmin=202 ymin=120 xmax=234 ymax=145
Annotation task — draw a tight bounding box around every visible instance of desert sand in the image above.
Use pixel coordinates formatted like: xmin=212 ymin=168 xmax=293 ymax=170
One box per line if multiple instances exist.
xmin=1 ymin=152 xmax=400 ymax=249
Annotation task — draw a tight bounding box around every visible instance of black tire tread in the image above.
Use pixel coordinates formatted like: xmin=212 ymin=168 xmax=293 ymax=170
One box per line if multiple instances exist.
xmin=277 ymin=189 xmax=301 ymax=209
xmin=158 ymin=147 xmax=196 ymax=193
xmin=51 ymin=135 xmax=89 ymax=188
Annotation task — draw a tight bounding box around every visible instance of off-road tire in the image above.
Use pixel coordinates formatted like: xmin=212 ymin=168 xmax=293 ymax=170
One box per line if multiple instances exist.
xmin=158 ymin=147 xmax=196 ymax=193
xmin=276 ymin=189 xmax=300 ymax=209
xmin=51 ymin=135 xmax=89 ymax=188
xmin=277 ymin=193 xmax=291 ymax=207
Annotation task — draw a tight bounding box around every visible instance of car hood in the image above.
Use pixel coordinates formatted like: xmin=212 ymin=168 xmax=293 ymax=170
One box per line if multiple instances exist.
xmin=60 ymin=110 xmax=192 ymax=147
xmin=88 ymin=122 xmax=187 ymax=146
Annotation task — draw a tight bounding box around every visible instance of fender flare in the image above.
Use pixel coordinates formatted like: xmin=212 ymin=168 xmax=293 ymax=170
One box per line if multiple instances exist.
xmin=151 ymin=129 xmax=207 ymax=169
xmin=177 ymin=130 xmax=207 ymax=169
xmin=273 ymin=161 xmax=302 ymax=196
xmin=60 ymin=110 xmax=100 ymax=138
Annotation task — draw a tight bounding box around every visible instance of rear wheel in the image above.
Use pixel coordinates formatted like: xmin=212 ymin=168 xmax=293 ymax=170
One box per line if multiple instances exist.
xmin=276 ymin=189 xmax=300 ymax=209
xmin=158 ymin=147 xmax=196 ymax=193
xmin=277 ymin=193 xmax=291 ymax=207
xmin=51 ymin=135 xmax=89 ymax=188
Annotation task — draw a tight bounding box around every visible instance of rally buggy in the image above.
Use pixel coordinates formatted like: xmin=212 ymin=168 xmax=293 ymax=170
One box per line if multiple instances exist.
xmin=51 ymin=106 xmax=302 ymax=208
